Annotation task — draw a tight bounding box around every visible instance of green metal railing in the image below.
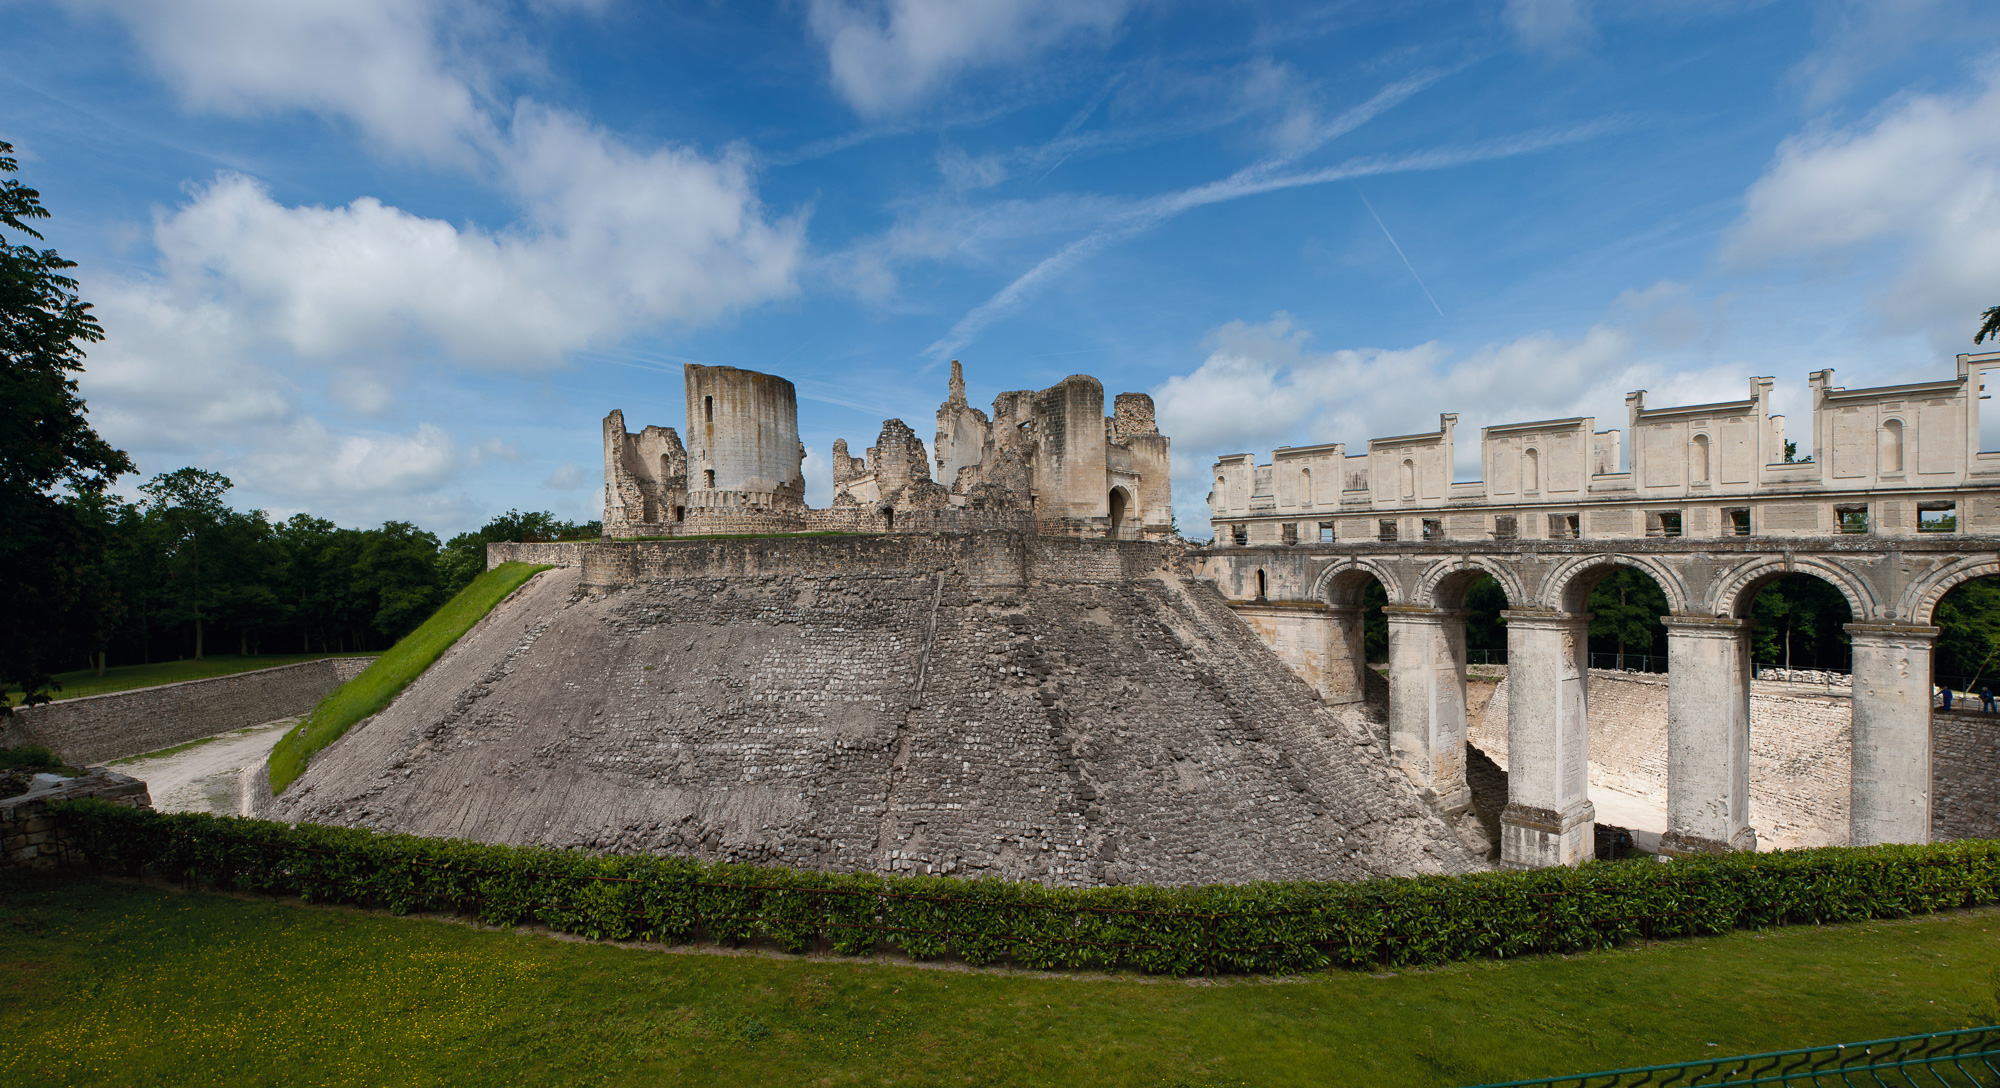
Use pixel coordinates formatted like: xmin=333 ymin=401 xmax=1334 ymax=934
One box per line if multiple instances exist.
xmin=1462 ymin=1026 xmax=2000 ymax=1087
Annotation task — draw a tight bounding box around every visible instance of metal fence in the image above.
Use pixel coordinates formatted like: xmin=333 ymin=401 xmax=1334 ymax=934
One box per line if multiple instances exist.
xmin=1461 ymin=1025 xmax=2000 ymax=1087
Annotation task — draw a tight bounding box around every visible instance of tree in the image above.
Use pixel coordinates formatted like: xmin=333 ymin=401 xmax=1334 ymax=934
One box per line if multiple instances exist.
xmin=139 ymin=468 xmax=234 ymax=660
xmin=0 ymin=140 xmax=134 ymax=710
xmin=1977 ymin=304 xmax=2000 ymax=345
xmin=1587 ymin=569 xmax=1668 ymax=667
xmin=1748 ymin=575 xmax=1852 ymax=670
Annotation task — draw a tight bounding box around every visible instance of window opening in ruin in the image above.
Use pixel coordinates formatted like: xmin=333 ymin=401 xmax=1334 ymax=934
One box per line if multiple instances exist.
xmin=1255 ymin=569 xmax=1267 ymax=599
xmin=1232 ymin=523 xmax=1248 ymax=546
xmin=1422 ymin=518 xmax=1442 ymax=541
xmin=1836 ymin=504 xmax=1869 ymax=534
xmin=1880 ymin=419 xmax=1905 ymax=474
xmin=1726 ymin=508 xmax=1751 ymax=536
xmin=881 ymin=507 xmax=895 ymax=530
xmin=1493 ymin=515 xmax=1518 ymax=540
xmin=1549 ymin=513 xmax=1579 ymax=539
xmin=1919 ymin=501 xmax=1957 ymax=532
xmin=1107 ymin=487 xmax=1128 ymax=538
xmin=704 ymin=395 xmax=714 ymax=422
xmin=1378 ymin=519 xmax=1398 ymax=542
xmin=1524 ymin=448 xmax=1539 ymax=492
xmin=703 ymin=469 xmax=716 ymax=489
xmin=1281 ymin=522 xmax=1298 ymax=545
xmin=1400 ymin=458 xmax=1416 ymax=499
xmin=674 ymin=506 xmax=685 ymax=523
xmin=1646 ymin=510 xmax=1682 ymax=537
xmin=1691 ymin=434 xmax=1711 ymax=484
xmin=1319 ymin=522 xmax=1334 ymax=543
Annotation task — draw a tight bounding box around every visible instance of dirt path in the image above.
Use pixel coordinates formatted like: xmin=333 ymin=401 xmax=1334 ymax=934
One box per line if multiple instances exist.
xmin=109 ymin=720 xmax=296 ymax=816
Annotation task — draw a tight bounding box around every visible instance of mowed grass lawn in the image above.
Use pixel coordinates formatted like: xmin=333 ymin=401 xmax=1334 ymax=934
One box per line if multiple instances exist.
xmin=3 ymin=654 xmax=377 ymax=706
xmin=1 ymin=872 xmax=1996 ymax=1088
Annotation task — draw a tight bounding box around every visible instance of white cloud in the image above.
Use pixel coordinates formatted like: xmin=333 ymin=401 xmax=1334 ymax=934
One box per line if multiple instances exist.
xmin=236 ymin=419 xmax=461 ymax=498
xmin=1503 ymin=0 xmax=1594 ymax=58
xmin=1790 ymin=0 xmax=1984 ymax=108
xmin=64 ymin=0 xmax=500 ymax=163
xmin=542 ymin=462 xmax=586 ymax=489
xmin=807 ymin=0 xmax=1133 ymax=116
xmin=150 ymin=111 xmax=804 ymax=372
xmin=1725 ymin=71 xmax=2000 ymax=347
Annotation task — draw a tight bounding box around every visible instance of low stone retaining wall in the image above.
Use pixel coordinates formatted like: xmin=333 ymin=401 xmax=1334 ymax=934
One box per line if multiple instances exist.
xmin=1934 ymin=710 xmax=2000 ymax=841
xmin=3 ymin=769 xmax=151 ymax=868
xmin=0 ymin=657 xmax=375 ymax=766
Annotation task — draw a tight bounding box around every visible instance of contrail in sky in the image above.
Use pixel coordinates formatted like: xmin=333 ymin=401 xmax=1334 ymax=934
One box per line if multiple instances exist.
xmin=1355 ymin=184 xmax=1445 ymax=318
xmin=923 ymin=118 xmax=1619 ymax=361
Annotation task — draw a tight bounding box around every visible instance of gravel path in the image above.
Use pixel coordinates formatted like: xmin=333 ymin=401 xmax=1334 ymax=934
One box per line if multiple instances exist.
xmin=109 ymin=719 xmax=296 ymax=816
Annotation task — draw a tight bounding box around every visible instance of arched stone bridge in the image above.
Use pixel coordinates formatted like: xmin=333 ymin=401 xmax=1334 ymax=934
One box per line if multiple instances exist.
xmin=1195 ymin=536 xmax=2000 ymax=869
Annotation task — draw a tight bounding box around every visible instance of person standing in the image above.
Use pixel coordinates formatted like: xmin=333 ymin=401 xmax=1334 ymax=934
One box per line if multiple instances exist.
xmin=1984 ymin=686 xmax=1997 ymax=714
xmin=1940 ymin=684 xmax=1953 ymax=711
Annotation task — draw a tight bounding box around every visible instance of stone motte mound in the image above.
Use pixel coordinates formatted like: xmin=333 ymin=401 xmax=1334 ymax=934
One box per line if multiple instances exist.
xmin=272 ymin=534 xmax=1483 ymax=885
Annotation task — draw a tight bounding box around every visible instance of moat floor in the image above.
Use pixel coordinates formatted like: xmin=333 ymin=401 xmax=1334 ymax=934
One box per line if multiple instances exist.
xmin=2 ymin=871 xmax=1993 ymax=1088
xmin=110 ymin=719 xmax=294 ymax=817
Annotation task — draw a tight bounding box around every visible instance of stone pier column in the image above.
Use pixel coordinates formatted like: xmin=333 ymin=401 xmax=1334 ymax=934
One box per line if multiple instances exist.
xmin=1661 ymin=616 xmax=1755 ymax=854
xmin=1498 ymin=609 xmax=1594 ymax=868
xmin=1846 ymin=623 xmax=1939 ymax=845
xmin=1324 ymin=606 xmax=1369 ymax=706
xmin=1384 ymin=606 xmax=1471 ymax=814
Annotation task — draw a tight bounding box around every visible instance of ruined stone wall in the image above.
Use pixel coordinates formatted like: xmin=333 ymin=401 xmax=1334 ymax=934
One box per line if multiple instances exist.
xmin=276 ymin=538 xmax=1480 ymax=887
xmin=487 ymin=541 xmax=589 ymax=568
xmin=1469 ymin=670 xmax=1853 ymax=848
xmin=3 ymin=770 xmax=151 ymax=868
xmin=0 ymin=657 xmax=376 ymax=766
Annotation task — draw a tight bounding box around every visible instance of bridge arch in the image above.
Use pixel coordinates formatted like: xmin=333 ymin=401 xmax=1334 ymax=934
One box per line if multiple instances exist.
xmin=1412 ymin=555 xmax=1526 ymax=610
xmin=1311 ymin=556 xmax=1404 ymax=608
xmin=1899 ymin=555 xmax=2000 ymax=626
xmin=1708 ymin=554 xmax=1878 ymax=622
xmin=1540 ymin=553 xmax=1694 ymax=614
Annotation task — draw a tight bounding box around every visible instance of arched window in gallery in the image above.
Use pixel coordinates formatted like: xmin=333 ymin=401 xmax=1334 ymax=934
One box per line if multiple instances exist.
xmin=1691 ymin=434 xmax=1711 ymax=484
xmin=1400 ymin=458 xmax=1416 ymax=499
xmin=1524 ymin=447 xmax=1540 ymax=492
xmin=1880 ymin=418 xmax=1905 ymax=474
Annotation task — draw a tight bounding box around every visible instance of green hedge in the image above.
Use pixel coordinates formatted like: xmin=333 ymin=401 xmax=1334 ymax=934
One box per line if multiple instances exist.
xmin=50 ymin=802 xmax=2000 ymax=975
xmin=267 ymin=562 xmax=551 ymax=794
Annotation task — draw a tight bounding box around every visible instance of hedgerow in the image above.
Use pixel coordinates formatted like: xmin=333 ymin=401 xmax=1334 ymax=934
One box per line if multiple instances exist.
xmin=49 ymin=800 xmax=2000 ymax=976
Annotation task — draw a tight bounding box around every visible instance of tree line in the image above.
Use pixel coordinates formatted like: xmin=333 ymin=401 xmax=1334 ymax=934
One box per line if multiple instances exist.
xmin=46 ymin=468 xmax=599 ymax=675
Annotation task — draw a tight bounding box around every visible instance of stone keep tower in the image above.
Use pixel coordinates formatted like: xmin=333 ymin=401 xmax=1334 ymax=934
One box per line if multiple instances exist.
xmin=603 ymin=364 xmax=807 ymax=537
xmin=685 ymin=364 xmax=806 ymax=502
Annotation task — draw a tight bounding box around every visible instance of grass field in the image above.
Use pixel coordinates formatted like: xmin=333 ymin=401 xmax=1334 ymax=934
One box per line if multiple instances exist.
xmin=2 ymin=654 xmax=378 ymax=706
xmin=0 ymin=870 xmax=1993 ymax=1088
xmin=266 ymin=562 xmax=551 ymax=793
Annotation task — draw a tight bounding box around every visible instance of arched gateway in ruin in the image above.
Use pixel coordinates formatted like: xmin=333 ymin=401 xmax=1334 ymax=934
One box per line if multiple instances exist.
xmin=1202 ymin=352 xmax=2000 ymax=869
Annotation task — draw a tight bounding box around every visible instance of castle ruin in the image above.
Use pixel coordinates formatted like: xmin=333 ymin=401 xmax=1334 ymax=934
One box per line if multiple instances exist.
xmin=604 ymin=361 xmax=1172 ymax=541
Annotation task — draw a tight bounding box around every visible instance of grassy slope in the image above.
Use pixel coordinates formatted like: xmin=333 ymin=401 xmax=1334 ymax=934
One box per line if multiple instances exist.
xmin=266 ymin=562 xmax=550 ymax=794
xmin=0 ymin=871 xmax=1994 ymax=1088
xmin=3 ymin=654 xmax=378 ymax=706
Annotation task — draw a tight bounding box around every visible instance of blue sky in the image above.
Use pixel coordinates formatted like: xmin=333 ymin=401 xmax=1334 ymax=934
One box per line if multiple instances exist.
xmin=6 ymin=0 xmax=2000 ymax=538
